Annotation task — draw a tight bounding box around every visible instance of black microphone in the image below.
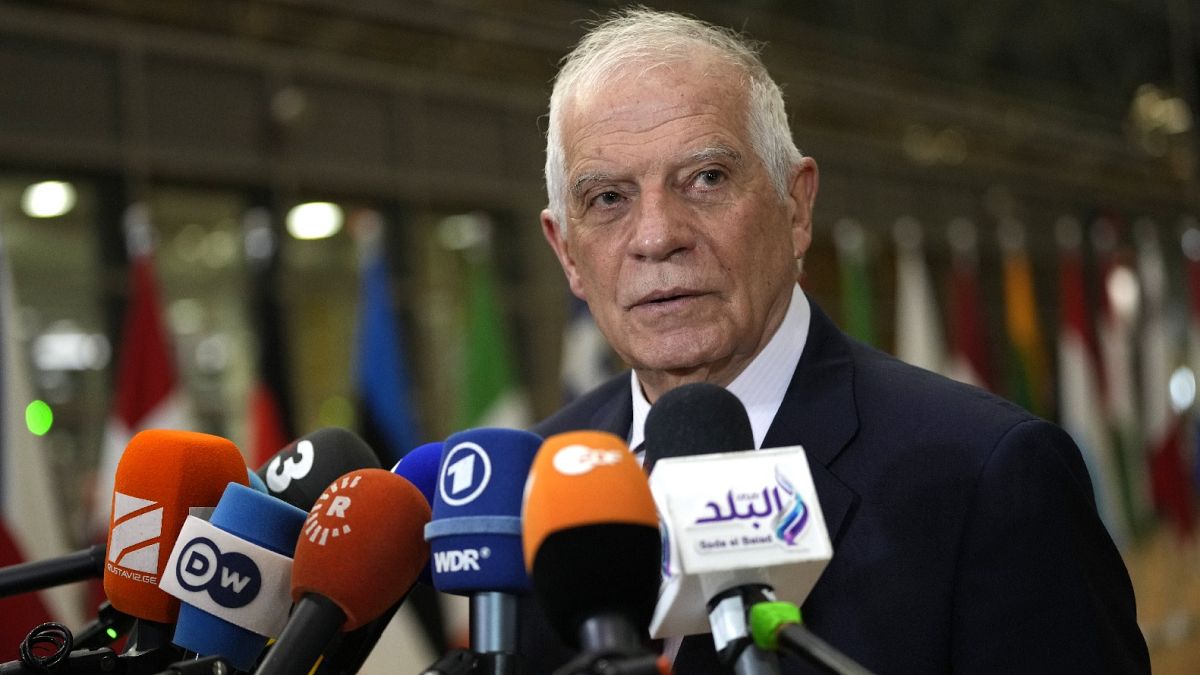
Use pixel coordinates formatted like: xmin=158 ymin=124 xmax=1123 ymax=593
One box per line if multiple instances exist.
xmin=255 ymin=427 xmax=381 ymax=510
xmin=643 ymin=382 xmax=754 ymax=473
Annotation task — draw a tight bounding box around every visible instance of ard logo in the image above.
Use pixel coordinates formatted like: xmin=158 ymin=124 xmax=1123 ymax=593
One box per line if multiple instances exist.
xmin=438 ymin=442 xmax=492 ymax=506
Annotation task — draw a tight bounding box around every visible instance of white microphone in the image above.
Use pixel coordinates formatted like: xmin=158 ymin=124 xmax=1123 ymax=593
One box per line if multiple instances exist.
xmin=643 ymin=383 xmax=831 ymax=675
xmin=650 ymin=447 xmax=833 ymax=663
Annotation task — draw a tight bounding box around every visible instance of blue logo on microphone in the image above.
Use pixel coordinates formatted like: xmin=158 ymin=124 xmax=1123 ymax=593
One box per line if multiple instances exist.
xmin=773 ymin=466 xmax=809 ymax=546
xmin=438 ymin=442 xmax=492 ymax=506
xmin=175 ymin=537 xmax=262 ymax=608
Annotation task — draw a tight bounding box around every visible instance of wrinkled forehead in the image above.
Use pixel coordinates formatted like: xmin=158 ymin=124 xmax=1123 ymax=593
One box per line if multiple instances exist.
xmin=557 ymin=56 xmax=750 ymax=143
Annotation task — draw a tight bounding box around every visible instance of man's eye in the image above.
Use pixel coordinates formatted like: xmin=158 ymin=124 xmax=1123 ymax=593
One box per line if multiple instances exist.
xmin=694 ymin=169 xmax=726 ymax=188
xmin=591 ymin=191 xmax=623 ymax=207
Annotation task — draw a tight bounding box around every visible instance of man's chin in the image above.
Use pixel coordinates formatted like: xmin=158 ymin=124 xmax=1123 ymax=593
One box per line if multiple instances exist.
xmin=627 ymin=350 xmax=725 ymax=380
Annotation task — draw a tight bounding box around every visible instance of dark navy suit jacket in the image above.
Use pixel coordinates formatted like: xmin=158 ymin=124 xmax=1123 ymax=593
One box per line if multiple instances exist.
xmin=519 ymin=302 xmax=1149 ymax=674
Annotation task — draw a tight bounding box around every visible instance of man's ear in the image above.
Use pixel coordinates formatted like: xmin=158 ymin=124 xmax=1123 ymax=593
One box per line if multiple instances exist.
xmin=788 ymin=157 xmax=819 ymax=259
xmin=541 ymin=209 xmax=587 ymax=300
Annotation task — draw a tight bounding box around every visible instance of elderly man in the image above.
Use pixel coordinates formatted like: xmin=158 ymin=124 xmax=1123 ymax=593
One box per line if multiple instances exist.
xmin=523 ymin=8 xmax=1148 ymax=674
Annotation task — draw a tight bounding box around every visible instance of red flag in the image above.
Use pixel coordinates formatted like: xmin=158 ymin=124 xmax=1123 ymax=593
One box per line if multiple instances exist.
xmin=91 ymin=207 xmax=190 ymax=534
xmin=1150 ymin=415 xmax=1196 ymax=540
xmin=945 ymin=218 xmax=992 ymax=390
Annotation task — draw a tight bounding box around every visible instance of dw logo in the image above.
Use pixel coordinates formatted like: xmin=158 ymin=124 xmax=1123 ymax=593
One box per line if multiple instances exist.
xmin=438 ymin=442 xmax=492 ymax=506
xmin=175 ymin=537 xmax=262 ymax=608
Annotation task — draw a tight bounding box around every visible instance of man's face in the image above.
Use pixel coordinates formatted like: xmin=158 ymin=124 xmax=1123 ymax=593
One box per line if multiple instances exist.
xmin=542 ymin=59 xmax=818 ymax=394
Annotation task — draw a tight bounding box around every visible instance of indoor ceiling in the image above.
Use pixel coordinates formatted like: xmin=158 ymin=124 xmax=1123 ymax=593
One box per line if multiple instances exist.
xmin=12 ymin=0 xmax=1193 ymax=123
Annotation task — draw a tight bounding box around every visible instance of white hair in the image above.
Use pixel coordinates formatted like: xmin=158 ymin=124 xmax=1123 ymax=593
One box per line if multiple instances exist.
xmin=544 ymin=8 xmax=803 ymax=231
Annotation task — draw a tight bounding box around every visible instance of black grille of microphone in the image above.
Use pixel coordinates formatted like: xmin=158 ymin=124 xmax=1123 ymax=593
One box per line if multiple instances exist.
xmin=643 ymin=382 xmax=754 ymax=472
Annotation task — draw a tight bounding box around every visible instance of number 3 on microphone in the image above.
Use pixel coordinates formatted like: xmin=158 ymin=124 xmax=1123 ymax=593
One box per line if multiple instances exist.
xmin=266 ymin=440 xmax=316 ymax=492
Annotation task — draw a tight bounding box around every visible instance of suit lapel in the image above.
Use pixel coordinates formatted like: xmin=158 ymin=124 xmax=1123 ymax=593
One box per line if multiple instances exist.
xmin=763 ymin=301 xmax=860 ymax=546
xmin=588 ymin=376 xmax=634 ymax=437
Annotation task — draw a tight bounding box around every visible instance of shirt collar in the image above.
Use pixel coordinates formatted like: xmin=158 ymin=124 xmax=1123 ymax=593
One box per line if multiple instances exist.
xmin=629 ymin=283 xmax=810 ymax=452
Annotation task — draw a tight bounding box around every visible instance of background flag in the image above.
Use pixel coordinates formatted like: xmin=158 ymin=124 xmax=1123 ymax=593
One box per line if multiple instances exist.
xmin=1149 ymin=414 xmax=1196 ymax=540
xmin=0 ymin=225 xmax=85 ymax=648
xmin=998 ymin=218 xmax=1051 ymax=419
xmin=1137 ymin=219 xmax=1192 ymax=540
xmin=352 ymin=209 xmax=421 ymax=468
xmin=1182 ymin=223 xmax=1200 ymax=504
xmin=242 ymin=207 xmax=293 ymax=469
xmin=945 ymin=218 xmax=992 ymax=389
xmin=892 ymin=216 xmax=946 ymax=373
xmin=90 ymin=204 xmax=191 ymax=535
xmin=1093 ymin=215 xmax=1151 ymax=534
xmin=834 ymin=218 xmax=877 ymax=346
xmin=349 ymin=209 xmax=443 ymax=666
xmin=1056 ymin=216 xmax=1129 ymax=545
xmin=455 ymin=215 xmax=531 ymax=430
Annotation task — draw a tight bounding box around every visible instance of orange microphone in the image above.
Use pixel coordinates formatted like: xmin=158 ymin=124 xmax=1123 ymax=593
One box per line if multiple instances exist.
xmin=257 ymin=468 xmax=431 ymax=675
xmin=103 ymin=430 xmax=248 ymax=647
xmin=522 ymin=431 xmax=662 ymax=663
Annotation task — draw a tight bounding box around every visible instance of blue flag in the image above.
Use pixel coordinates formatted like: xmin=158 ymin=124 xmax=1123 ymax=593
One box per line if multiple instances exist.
xmin=354 ymin=212 xmax=421 ymax=467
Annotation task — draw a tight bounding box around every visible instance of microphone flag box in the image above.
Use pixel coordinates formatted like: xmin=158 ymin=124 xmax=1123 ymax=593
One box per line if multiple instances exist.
xmin=648 ymin=446 xmax=832 ymax=638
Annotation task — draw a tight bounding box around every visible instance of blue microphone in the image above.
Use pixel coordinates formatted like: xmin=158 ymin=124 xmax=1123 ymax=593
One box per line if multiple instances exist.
xmin=161 ymin=482 xmax=307 ymax=671
xmin=246 ymin=469 xmax=269 ymax=494
xmin=392 ymin=441 xmax=442 ymax=585
xmin=426 ymin=428 xmax=542 ymax=675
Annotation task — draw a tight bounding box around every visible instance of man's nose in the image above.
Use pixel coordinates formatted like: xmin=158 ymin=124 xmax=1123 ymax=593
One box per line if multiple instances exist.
xmin=628 ymin=188 xmax=695 ymax=261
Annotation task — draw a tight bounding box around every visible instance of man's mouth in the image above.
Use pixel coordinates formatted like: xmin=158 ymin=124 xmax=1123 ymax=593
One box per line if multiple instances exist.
xmin=631 ymin=288 xmax=704 ymax=309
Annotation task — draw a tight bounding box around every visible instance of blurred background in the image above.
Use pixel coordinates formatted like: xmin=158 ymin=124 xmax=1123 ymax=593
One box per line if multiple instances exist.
xmin=0 ymin=0 xmax=1198 ymax=671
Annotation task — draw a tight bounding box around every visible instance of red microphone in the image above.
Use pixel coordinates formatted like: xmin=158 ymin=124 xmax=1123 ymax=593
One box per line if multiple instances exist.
xmin=256 ymin=468 xmax=431 ymax=675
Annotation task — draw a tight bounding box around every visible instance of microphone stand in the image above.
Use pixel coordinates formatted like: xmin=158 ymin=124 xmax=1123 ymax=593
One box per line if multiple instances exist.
xmin=420 ymin=648 xmax=476 ymax=675
xmin=748 ymin=601 xmax=873 ymax=675
xmin=471 ymin=592 xmax=518 ymax=675
xmin=74 ymin=602 xmax=136 ymax=650
xmin=153 ymin=655 xmax=234 ymax=675
xmin=557 ymin=612 xmax=664 ymax=675
xmin=552 ymin=650 xmax=663 ymax=675
xmin=708 ymin=585 xmax=780 ymax=675
xmin=0 ymin=648 xmax=120 ymax=675
xmin=0 ymin=545 xmax=106 ymax=598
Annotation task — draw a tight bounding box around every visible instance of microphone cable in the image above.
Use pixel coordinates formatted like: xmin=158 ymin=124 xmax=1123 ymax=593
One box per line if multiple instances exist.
xmin=18 ymin=622 xmax=72 ymax=671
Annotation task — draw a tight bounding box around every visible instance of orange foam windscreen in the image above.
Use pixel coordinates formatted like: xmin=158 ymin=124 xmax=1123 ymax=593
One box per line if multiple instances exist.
xmin=291 ymin=468 xmax=431 ymax=631
xmin=522 ymin=431 xmax=658 ymax=572
xmin=104 ymin=429 xmax=249 ymax=623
